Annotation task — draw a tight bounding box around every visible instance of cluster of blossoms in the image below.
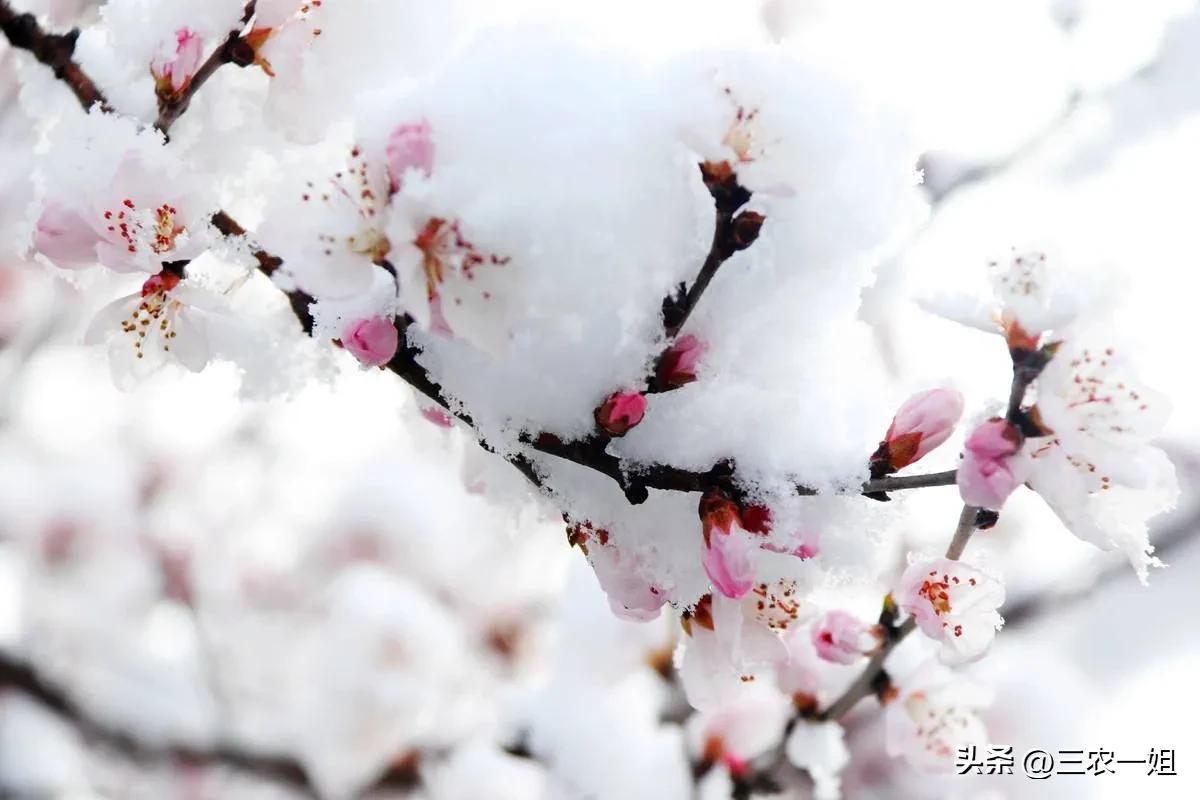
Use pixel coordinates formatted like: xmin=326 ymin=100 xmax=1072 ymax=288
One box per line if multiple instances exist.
xmin=6 ymin=1 xmax=1181 ymax=797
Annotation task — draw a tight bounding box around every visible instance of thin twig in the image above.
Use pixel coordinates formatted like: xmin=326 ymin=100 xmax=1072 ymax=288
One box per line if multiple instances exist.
xmin=154 ymin=2 xmax=257 ymax=136
xmin=816 ymin=503 xmax=980 ymax=722
xmin=0 ymin=0 xmax=109 ymax=111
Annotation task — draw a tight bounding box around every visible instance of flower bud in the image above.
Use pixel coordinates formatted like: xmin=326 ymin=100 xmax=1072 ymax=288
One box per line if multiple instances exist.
xmin=343 ymin=316 xmax=399 ymax=368
xmin=957 ymin=418 xmax=1026 ymax=510
xmin=594 ymin=390 xmax=646 ymax=436
xmin=151 ymin=28 xmax=204 ymax=96
xmin=386 ymin=120 xmax=435 ymax=193
xmin=655 ymin=334 xmax=706 ymax=389
xmin=698 ymin=490 xmax=763 ymax=599
xmin=810 ymin=610 xmax=882 ymax=665
xmin=873 ymin=388 xmax=964 ymax=474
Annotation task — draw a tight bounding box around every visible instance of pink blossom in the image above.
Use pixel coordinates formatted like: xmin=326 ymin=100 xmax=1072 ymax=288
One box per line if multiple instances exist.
xmin=876 ymin=388 xmax=964 ymax=472
xmin=957 ymin=418 xmax=1027 ymax=510
xmin=594 ymin=390 xmax=647 ymax=436
xmin=896 ymin=558 xmax=1004 ymax=664
xmin=386 ymin=120 xmax=435 ymax=193
xmin=33 ymin=203 xmax=104 ymax=269
xmin=699 ymin=490 xmax=765 ymax=599
xmin=420 ymin=406 xmax=454 ymax=428
xmin=34 ymin=156 xmax=203 ymax=274
xmin=342 ymin=317 xmax=399 ymax=368
xmin=885 ymin=669 xmax=991 ymax=772
xmin=809 ymin=610 xmax=881 ymax=665
xmin=151 ymin=28 xmax=205 ymax=96
xmin=85 ymin=270 xmax=222 ymax=377
xmin=569 ymin=521 xmax=664 ymax=621
xmin=656 ymin=334 xmax=707 ymax=389
xmin=701 ymin=533 xmax=757 ymax=599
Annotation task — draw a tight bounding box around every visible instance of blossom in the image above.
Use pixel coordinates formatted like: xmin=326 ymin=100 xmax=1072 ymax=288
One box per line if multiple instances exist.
xmin=699 ymin=490 xmax=771 ymax=599
xmin=390 ymin=214 xmax=512 ymax=353
xmin=809 ymin=610 xmax=882 ymax=665
xmin=677 ymin=591 xmax=796 ymax=710
xmin=655 ymin=334 xmax=706 ymax=389
xmin=84 ymin=270 xmax=223 ymax=377
xmin=594 ymin=390 xmax=647 ymax=436
xmin=885 ymin=670 xmax=991 ymax=772
xmin=568 ymin=521 xmax=664 ymax=621
xmin=897 ymin=557 xmax=1004 ymax=664
xmin=925 ymin=250 xmax=1084 ymax=353
xmin=151 ymin=28 xmax=205 ymax=96
xmin=386 ymin=120 xmax=435 ymax=193
xmin=1019 ymin=339 xmax=1178 ymax=581
xmin=785 ymin=721 xmax=849 ymax=800
xmin=957 ymin=418 xmax=1027 ymax=510
xmin=872 ymin=388 xmax=964 ymax=474
xmin=686 ymin=683 xmax=790 ymax=779
xmin=33 ymin=157 xmax=205 ymax=274
xmin=274 ymin=146 xmax=391 ymax=298
xmin=342 ymin=316 xmax=398 ymax=367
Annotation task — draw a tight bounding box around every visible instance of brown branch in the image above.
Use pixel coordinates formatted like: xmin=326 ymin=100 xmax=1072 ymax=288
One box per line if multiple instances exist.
xmin=0 ymin=650 xmax=425 ymax=797
xmin=0 ymin=650 xmax=318 ymax=796
xmin=154 ymin=2 xmax=257 ymax=136
xmin=649 ymin=162 xmax=763 ymax=393
xmin=0 ymin=0 xmax=109 ymax=112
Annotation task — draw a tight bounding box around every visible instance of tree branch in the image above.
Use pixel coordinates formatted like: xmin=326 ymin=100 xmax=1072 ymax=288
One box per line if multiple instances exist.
xmin=0 ymin=0 xmax=109 ymax=111
xmin=0 ymin=650 xmax=425 ymax=798
xmin=154 ymin=2 xmax=257 ymax=136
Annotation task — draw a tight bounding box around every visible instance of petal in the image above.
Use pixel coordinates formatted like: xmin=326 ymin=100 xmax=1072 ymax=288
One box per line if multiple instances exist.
xmin=169 ymin=309 xmax=211 ymax=372
xmin=84 ymin=294 xmax=139 ymax=345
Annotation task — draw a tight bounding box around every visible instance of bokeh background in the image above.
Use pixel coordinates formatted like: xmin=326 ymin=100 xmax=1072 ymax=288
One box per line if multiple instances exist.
xmin=2 ymin=1 xmax=1199 ymax=798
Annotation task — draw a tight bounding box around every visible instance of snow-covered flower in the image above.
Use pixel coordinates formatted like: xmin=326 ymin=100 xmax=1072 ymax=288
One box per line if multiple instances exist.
xmin=342 ymin=316 xmax=398 ymax=367
xmin=34 ymin=157 xmax=206 ymax=273
xmin=923 ymin=250 xmax=1083 ymax=350
xmin=957 ymin=418 xmax=1028 ymax=510
xmin=785 ymin=720 xmax=849 ymax=800
xmin=389 ymin=213 xmax=513 ymax=354
xmin=84 ymin=270 xmax=223 ymax=377
xmin=271 ymin=146 xmax=392 ymax=298
xmin=699 ymin=490 xmax=771 ymax=599
xmin=568 ymin=521 xmax=664 ymax=621
xmin=244 ymin=0 xmax=322 ymax=77
xmin=677 ymin=588 xmax=801 ymax=710
xmin=1020 ymin=338 xmax=1178 ymax=581
xmin=386 ymin=120 xmax=435 ymax=193
xmin=656 ymin=334 xmax=707 ymax=389
xmin=872 ymin=388 xmax=964 ymax=474
xmin=885 ymin=669 xmax=991 ymax=772
xmin=897 ymin=557 xmax=1004 ymax=664
xmin=687 ymin=683 xmax=790 ymax=780
xmin=594 ymin=390 xmax=647 ymax=436
xmin=150 ymin=28 xmax=204 ymax=97
xmin=809 ymin=610 xmax=882 ymax=665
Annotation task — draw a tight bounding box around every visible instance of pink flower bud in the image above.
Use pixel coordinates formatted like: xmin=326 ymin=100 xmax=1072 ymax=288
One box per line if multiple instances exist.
xmin=420 ymin=406 xmax=454 ymax=428
xmin=386 ymin=120 xmax=435 ymax=193
xmin=875 ymin=388 xmax=964 ymax=473
xmin=342 ymin=316 xmax=399 ymax=368
xmin=698 ymin=490 xmax=763 ymax=599
xmin=151 ymin=28 xmax=205 ymax=95
xmin=656 ymin=334 xmax=707 ymax=389
xmin=957 ymin=418 xmax=1026 ymax=510
xmin=594 ymin=390 xmax=647 ymax=436
xmin=810 ymin=610 xmax=882 ymax=665
xmin=140 ymin=270 xmax=181 ymax=297
xmin=33 ymin=203 xmax=103 ymax=269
